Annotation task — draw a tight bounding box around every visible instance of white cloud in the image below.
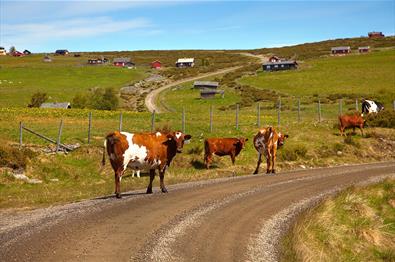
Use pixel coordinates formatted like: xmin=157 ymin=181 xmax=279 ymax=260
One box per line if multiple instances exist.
xmin=0 ymin=16 xmax=152 ymax=49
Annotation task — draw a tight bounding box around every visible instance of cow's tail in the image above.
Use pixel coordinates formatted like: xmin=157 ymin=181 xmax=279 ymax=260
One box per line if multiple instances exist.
xmin=204 ymin=139 xmax=209 ymax=159
xmin=102 ymin=139 xmax=107 ymax=167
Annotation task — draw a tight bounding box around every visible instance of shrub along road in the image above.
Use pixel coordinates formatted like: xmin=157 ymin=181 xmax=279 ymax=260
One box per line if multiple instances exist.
xmin=1 ymin=161 xmax=394 ymax=261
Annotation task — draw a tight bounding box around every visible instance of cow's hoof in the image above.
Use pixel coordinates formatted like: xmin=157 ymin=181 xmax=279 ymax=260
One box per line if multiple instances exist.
xmin=161 ymin=188 xmax=168 ymax=193
xmin=146 ymin=188 xmax=153 ymax=194
xmin=272 ymin=170 xmax=276 ymax=174
xmin=253 ymin=170 xmax=259 ymax=175
xmin=266 ymin=170 xmax=271 ymax=174
xmin=115 ymin=193 xmax=122 ymax=199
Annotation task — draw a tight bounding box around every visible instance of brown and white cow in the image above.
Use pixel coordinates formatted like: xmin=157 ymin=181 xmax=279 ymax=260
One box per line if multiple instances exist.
xmin=338 ymin=114 xmax=365 ymax=136
xmin=204 ymin=138 xmax=248 ymax=169
xmin=102 ymin=131 xmax=191 ymax=198
xmin=253 ymin=127 xmax=288 ymax=174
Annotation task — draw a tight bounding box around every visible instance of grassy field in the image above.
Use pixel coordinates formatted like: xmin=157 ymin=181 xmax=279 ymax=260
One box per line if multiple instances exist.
xmin=281 ymin=179 xmax=395 ymax=262
xmin=240 ymin=49 xmax=395 ymax=106
xmin=0 ymin=54 xmax=148 ymax=107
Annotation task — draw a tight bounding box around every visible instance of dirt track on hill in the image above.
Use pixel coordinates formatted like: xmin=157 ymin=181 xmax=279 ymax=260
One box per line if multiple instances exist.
xmin=1 ymin=162 xmax=394 ymax=262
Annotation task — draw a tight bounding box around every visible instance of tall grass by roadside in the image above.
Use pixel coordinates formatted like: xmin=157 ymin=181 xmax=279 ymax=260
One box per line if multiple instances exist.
xmin=281 ymin=179 xmax=395 ymax=262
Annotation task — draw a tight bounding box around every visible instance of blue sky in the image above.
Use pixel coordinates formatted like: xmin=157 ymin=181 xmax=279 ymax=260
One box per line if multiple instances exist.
xmin=1 ymin=1 xmax=394 ymax=52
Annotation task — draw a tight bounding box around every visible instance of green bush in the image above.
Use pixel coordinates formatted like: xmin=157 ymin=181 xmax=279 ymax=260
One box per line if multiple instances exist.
xmin=279 ymin=144 xmax=308 ymax=161
xmin=344 ymin=135 xmax=361 ymax=148
xmin=365 ymin=110 xmax=395 ymax=128
xmin=28 ymin=92 xmax=48 ymax=108
xmin=72 ymin=88 xmax=119 ymax=110
xmin=72 ymin=93 xmax=88 ymax=109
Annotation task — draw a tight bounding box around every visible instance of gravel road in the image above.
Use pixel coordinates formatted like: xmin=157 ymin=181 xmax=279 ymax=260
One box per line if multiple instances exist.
xmin=1 ymin=161 xmax=394 ymax=262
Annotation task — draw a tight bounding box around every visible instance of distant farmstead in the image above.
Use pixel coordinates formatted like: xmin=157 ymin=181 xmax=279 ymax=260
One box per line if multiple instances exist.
xmin=151 ymin=60 xmax=162 ymax=69
xmin=331 ymin=46 xmax=351 ymax=55
xmin=358 ymin=46 xmax=370 ymax=53
xmin=0 ymin=47 xmax=6 ymax=55
xmin=43 ymin=56 xmax=52 ymax=62
xmin=176 ymin=58 xmax=195 ymax=68
xmin=263 ymin=61 xmax=298 ymax=71
xmin=268 ymin=56 xmax=281 ymax=63
xmin=12 ymin=51 xmax=24 ymax=57
xmin=88 ymin=58 xmax=108 ymax=65
xmin=55 ymin=49 xmax=69 ymax=55
xmin=193 ymin=81 xmax=219 ymax=89
xmin=113 ymin=57 xmax=134 ymax=67
xmin=40 ymin=102 xmax=71 ymax=109
xmin=23 ymin=50 xmax=31 ymax=55
xmin=368 ymin=32 xmax=384 ymax=38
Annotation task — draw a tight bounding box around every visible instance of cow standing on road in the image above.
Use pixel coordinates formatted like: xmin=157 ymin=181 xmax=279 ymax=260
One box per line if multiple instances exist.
xmin=253 ymin=127 xmax=288 ymax=174
xmin=338 ymin=114 xmax=365 ymax=136
xmin=102 ymin=131 xmax=191 ymax=198
xmin=204 ymin=138 xmax=248 ymax=169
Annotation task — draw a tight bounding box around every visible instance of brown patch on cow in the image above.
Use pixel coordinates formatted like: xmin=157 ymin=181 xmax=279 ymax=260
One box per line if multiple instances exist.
xmin=204 ymin=137 xmax=248 ymax=169
xmin=338 ymin=114 xmax=365 ymax=137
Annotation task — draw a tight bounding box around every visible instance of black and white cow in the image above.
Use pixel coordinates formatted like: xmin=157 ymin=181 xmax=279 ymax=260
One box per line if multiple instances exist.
xmin=361 ymin=99 xmax=384 ymax=116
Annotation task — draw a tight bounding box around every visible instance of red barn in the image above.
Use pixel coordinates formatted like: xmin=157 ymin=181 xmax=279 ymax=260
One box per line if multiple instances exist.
xmin=368 ymin=32 xmax=384 ymax=38
xmin=12 ymin=51 xmax=24 ymax=57
xmin=151 ymin=60 xmax=162 ymax=69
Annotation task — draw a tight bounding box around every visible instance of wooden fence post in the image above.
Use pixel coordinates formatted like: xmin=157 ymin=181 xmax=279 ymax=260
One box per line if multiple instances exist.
xmin=318 ymin=99 xmax=322 ymax=122
xmin=19 ymin=122 xmax=23 ymax=149
xmin=277 ymin=97 xmax=281 ymax=126
xmin=182 ymin=107 xmax=185 ymax=133
xmin=88 ymin=112 xmax=92 ymax=144
xmin=56 ymin=119 xmax=64 ymax=152
xmin=151 ymin=110 xmax=156 ymax=132
xmin=297 ymin=98 xmax=301 ymax=123
xmin=209 ymin=105 xmax=213 ymax=132
xmin=393 ymin=100 xmax=395 ymax=111
xmin=236 ymin=104 xmax=239 ymax=130
xmin=355 ymin=99 xmax=358 ymax=111
xmin=257 ymin=103 xmax=261 ymax=127
xmin=339 ymin=99 xmax=343 ymax=115
xmin=119 ymin=112 xmax=123 ymax=132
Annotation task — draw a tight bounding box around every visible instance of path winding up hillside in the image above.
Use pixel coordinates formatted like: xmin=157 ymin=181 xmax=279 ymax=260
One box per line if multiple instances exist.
xmin=1 ymin=162 xmax=394 ymax=261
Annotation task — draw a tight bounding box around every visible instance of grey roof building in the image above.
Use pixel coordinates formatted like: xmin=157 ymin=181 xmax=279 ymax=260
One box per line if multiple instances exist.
xmin=193 ymin=81 xmax=219 ymax=89
xmin=40 ymin=102 xmax=71 ymax=109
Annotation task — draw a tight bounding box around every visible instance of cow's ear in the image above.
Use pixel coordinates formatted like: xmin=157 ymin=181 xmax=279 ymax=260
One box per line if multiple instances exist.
xmin=184 ymin=134 xmax=192 ymax=140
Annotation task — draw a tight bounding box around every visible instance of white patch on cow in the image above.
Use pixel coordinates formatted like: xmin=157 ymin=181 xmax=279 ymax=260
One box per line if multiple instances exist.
xmin=255 ymin=135 xmax=267 ymax=156
xmin=121 ymin=132 xmax=154 ymax=171
xmin=175 ymin=132 xmax=182 ymax=139
xmin=156 ymin=132 xmax=162 ymax=137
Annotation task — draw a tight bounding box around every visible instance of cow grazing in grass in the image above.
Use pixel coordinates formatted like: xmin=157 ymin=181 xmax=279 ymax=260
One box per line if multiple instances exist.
xmin=362 ymin=99 xmax=384 ymax=116
xmin=204 ymin=138 xmax=248 ymax=169
xmin=102 ymin=131 xmax=191 ymax=198
xmin=253 ymin=127 xmax=288 ymax=174
xmin=338 ymin=114 xmax=365 ymax=136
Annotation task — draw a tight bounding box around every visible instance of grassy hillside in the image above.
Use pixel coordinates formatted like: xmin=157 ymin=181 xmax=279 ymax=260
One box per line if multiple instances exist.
xmin=281 ymin=179 xmax=395 ymax=262
xmin=240 ymin=49 xmax=395 ymax=106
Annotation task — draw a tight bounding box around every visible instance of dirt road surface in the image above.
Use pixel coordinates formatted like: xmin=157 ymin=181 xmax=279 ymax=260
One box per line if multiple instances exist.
xmin=1 ymin=162 xmax=394 ymax=262
xmin=144 ymin=66 xmax=242 ymax=113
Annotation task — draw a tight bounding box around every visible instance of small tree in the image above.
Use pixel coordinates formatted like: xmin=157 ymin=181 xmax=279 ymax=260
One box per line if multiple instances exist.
xmin=91 ymin=87 xmax=118 ymax=110
xmin=28 ymin=92 xmax=48 ymax=108
xmin=72 ymin=93 xmax=88 ymax=108
xmin=9 ymin=46 xmax=16 ymax=54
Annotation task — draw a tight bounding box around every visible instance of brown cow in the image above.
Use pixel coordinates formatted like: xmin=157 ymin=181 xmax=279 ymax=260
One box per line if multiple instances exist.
xmin=204 ymin=138 xmax=248 ymax=169
xmin=338 ymin=114 xmax=365 ymax=136
xmin=102 ymin=131 xmax=191 ymax=198
xmin=253 ymin=127 xmax=288 ymax=174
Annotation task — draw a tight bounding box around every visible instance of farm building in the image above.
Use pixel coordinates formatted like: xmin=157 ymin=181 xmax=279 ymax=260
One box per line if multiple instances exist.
xmin=331 ymin=46 xmax=351 ymax=55
xmin=358 ymin=46 xmax=370 ymax=53
xmin=0 ymin=47 xmax=6 ymax=55
xmin=368 ymin=31 xmax=384 ymax=38
xmin=268 ymin=56 xmax=281 ymax=63
xmin=23 ymin=50 xmax=31 ymax=55
xmin=55 ymin=49 xmax=69 ymax=55
xmin=12 ymin=51 xmax=24 ymax=57
xmin=176 ymin=58 xmax=195 ymax=68
xmin=40 ymin=102 xmax=71 ymax=109
xmin=263 ymin=61 xmax=298 ymax=71
xmin=193 ymin=81 xmax=219 ymax=89
xmin=151 ymin=60 xmax=162 ymax=69
xmin=113 ymin=57 xmax=134 ymax=67
xmin=88 ymin=58 xmax=108 ymax=65
xmin=200 ymin=89 xmax=225 ymax=99
xmin=43 ymin=56 xmax=52 ymax=62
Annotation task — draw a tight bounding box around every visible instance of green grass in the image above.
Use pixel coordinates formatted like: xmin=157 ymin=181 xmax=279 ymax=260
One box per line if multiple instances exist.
xmin=0 ymin=54 xmax=147 ymax=107
xmin=240 ymin=49 xmax=395 ymax=106
xmin=281 ymin=179 xmax=395 ymax=262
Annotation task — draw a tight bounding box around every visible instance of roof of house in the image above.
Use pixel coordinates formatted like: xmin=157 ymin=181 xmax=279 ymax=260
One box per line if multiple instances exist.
xmin=113 ymin=57 xmax=131 ymax=63
xmin=331 ymin=46 xmax=351 ymax=51
xmin=263 ymin=60 xmax=298 ymax=66
xmin=55 ymin=49 xmax=69 ymax=53
xmin=194 ymin=81 xmax=219 ymax=88
xmin=40 ymin=102 xmax=71 ymax=109
xmin=176 ymin=58 xmax=195 ymax=63
xmin=358 ymin=46 xmax=370 ymax=49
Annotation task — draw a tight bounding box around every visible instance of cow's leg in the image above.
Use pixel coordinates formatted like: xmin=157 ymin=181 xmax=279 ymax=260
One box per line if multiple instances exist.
xmin=114 ymin=168 xmax=123 ymax=198
xmin=205 ymin=153 xmax=212 ymax=169
xmin=230 ymin=152 xmax=236 ymax=165
xmin=271 ymin=148 xmax=277 ymax=174
xmin=266 ymin=151 xmax=271 ymax=174
xmin=359 ymin=125 xmax=364 ymax=137
xmin=253 ymin=152 xmax=262 ymax=174
xmin=146 ymin=169 xmax=156 ymax=194
xmin=159 ymin=171 xmax=168 ymax=193
xmin=136 ymin=170 xmax=140 ymax=178
xmin=131 ymin=170 xmax=135 ymax=178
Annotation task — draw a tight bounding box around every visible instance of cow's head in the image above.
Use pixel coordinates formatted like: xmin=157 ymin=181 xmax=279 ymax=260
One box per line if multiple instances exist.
xmin=166 ymin=131 xmax=192 ymax=153
xmin=235 ymin=138 xmax=248 ymax=150
xmin=277 ymin=133 xmax=289 ymax=147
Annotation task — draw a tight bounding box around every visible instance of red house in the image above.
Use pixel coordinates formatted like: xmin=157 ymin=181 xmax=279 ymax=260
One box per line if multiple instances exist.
xmin=12 ymin=51 xmax=24 ymax=57
xmin=368 ymin=32 xmax=384 ymax=38
xmin=151 ymin=60 xmax=162 ymax=69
